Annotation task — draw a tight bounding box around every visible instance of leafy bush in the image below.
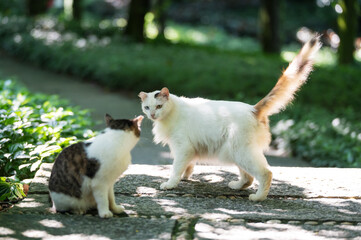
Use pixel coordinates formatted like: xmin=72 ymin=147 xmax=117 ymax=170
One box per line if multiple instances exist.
xmin=0 ymin=79 xmax=94 ymax=180
xmin=271 ymin=105 xmax=361 ymax=168
xmin=0 ymin=0 xmax=26 ymax=17
xmin=0 ymin=177 xmax=26 ymax=202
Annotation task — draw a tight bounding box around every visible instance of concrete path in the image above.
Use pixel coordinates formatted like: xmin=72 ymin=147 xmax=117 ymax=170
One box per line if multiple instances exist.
xmin=0 ymin=52 xmax=310 ymax=167
xmin=1 ymin=163 xmax=361 ymax=239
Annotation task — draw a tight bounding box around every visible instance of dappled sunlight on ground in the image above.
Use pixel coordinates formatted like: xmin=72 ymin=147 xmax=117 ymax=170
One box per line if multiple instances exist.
xmin=201 ymin=174 xmax=225 ymax=183
xmin=39 ymin=219 xmax=65 ymax=228
xmin=0 ymin=226 xmax=15 ymax=236
xmin=16 ymin=197 xmax=44 ymax=208
xmin=154 ymin=199 xmax=188 ymax=215
xmin=22 ymin=230 xmax=111 ymax=240
xmin=136 ymin=186 xmax=157 ymax=195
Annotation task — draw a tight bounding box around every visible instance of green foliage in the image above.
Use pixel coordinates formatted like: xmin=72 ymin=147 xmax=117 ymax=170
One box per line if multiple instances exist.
xmin=1 ymin=17 xmax=361 ymax=110
xmin=0 ymin=177 xmax=26 ymax=202
xmin=156 ymin=22 xmax=261 ymax=53
xmin=0 ymin=0 xmax=26 ymax=17
xmin=0 ymin=79 xmax=95 ymax=180
xmin=0 ymin=16 xmax=360 ymax=168
xmin=271 ymin=105 xmax=361 ymax=167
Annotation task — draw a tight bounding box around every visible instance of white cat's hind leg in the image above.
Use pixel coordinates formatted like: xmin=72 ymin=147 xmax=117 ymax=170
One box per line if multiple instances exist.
xmin=228 ymin=167 xmax=254 ymax=190
xmin=182 ymin=162 xmax=195 ymax=180
xmin=249 ymin=167 xmax=272 ymax=202
xmin=234 ymin=151 xmax=272 ymax=201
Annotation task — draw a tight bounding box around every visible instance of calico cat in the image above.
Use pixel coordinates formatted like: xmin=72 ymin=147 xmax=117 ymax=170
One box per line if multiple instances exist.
xmin=138 ymin=37 xmax=321 ymax=201
xmin=49 ymin=114 xmax=143 ymax=218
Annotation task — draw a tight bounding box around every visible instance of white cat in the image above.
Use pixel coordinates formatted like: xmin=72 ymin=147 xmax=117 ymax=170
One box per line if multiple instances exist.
xmin=49 ymin=114 xmax=143 ymax=218
xmin=139 ymin=37 xmax=321 ymax=201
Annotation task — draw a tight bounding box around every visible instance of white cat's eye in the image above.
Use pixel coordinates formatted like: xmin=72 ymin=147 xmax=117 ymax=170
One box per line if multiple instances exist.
xmin=156 ymin=105 xmax=163 ymax=109
xmin=144 ymin=106 xmax=150 ymax=110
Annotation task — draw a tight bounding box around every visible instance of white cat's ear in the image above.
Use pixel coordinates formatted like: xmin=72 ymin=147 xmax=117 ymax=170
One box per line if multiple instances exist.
xmin=159 ymin=87 xmax=169 ymax=99
xmin=105 ymin=114 xmax=113 ymax=126
xmin=138 ymin=92 xmax=148 ymax=101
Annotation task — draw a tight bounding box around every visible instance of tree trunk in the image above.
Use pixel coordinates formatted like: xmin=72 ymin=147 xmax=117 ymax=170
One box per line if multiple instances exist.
xmin=337 ymin=0 xmax=358 ymax=65
xmin=154 ymin=0 xmax=171 ymax=40
xmin=259 ymin=0 xmax=280 ymax=53
xmin=73 ymin=0 xmax=82 ymax=22
xmin=26 ymin=0 xmax=48 ymax=17
xmin=125 ymin=0 xmax=151 ymax=42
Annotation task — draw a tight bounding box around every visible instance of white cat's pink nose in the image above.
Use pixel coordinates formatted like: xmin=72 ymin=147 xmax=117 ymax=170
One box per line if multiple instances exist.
xmin=151 ymin=114 xmax=156 ymax=119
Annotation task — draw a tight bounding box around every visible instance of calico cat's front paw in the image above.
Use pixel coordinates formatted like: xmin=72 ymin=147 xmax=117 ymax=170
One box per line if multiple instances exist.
xmin=160 ymin=181 xmax=177 ymax=190
xmin=99 ymin=210 xmax=113 ymax=218
xmin=111 ymin=205 xmax=125 ymax=214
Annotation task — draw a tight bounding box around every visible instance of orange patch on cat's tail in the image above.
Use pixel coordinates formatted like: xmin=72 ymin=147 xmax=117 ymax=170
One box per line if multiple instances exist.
xmin=254 ymin=36 xmax=322 ymax=123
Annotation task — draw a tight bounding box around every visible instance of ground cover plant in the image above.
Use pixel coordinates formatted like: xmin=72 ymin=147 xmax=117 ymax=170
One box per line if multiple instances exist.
xmin=272 ymin=105 xmax=361 ymax=168
xmin=0 ymin=177 xmax=26 ymax=202
xmin=0 ymin=79 xmax=95 ymax=181
xmin=0 ymin=16 xmax=360 ymax=168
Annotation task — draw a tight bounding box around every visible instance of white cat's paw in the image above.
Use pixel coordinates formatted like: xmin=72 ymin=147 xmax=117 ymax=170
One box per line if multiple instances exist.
xmin=249 ymin=194 xmax=267 ymax=202
xmin=160 ymin=181 xmax=177 ymax=190
xmin=228 ymin=180 xmax=243 ymax=190
xmin=111 ymin=205 xmax=125 ymax=214
xmin=99 ymin=210 xmax=113 ymax=218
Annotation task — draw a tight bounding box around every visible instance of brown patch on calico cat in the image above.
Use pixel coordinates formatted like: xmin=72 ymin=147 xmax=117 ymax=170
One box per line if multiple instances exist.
xmin=49 ymin=142 xmax=100 ymax=198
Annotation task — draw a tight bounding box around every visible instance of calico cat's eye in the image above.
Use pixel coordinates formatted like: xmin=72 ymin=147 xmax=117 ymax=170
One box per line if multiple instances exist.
xmin=144 ymin=106 xmax=150 ymax=110
xmin=156 ymin=105 xmax=163 ymax=109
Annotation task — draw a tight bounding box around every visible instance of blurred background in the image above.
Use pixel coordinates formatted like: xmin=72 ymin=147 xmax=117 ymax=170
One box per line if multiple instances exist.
xmin=1 ymin=0 xmax=361 ymax=183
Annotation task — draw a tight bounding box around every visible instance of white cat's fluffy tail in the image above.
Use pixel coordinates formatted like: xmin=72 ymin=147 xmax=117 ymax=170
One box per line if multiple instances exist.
xmin=254 ymin=36 xmax=321 ymax=123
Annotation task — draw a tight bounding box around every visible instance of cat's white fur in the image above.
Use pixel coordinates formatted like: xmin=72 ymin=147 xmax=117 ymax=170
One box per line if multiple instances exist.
xmin=139 ymin=38 xmax=321 ymax=201
xmin=50 ymin=116 xmax=143 ymax=218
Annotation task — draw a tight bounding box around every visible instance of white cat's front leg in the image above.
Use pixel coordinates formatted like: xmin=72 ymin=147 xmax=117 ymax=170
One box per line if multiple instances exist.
xmin=108 ymin=185 xmax=124 ymax=214
xmin=161 ymin=150 xmax=194 ymax=190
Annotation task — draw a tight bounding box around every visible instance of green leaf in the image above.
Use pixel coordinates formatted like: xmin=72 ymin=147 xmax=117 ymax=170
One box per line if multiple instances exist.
xmin=0 ymin=78 xmax=94 ymax=179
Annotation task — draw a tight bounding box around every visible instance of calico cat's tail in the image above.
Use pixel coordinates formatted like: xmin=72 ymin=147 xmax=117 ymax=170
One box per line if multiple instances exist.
xmin=254 ymin=36 xmax=321 ymax=123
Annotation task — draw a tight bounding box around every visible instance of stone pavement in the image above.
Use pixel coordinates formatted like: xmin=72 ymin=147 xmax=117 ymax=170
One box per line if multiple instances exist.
xmin=1 ymin=163 xmax=361 ymax=239
xmin=0 ymin=52 xmax=310 ymax=167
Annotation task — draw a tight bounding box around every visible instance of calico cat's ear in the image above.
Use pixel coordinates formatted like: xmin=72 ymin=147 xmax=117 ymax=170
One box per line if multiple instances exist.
xmin=105 ymin=114 xmax=113 ymax=126
xmin=159 ymin=87 xmax=169 ymax=99
xmin=133 ymin=115 xmax=144 ymax=127
xmin=138 ymin=92 xmax=148 ymax=101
